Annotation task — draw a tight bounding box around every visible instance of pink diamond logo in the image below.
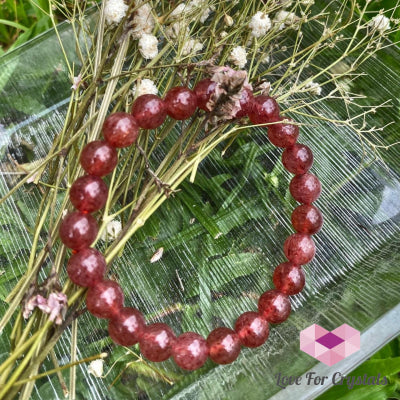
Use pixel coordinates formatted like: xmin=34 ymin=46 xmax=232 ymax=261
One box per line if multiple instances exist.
xmin=300 ymin=324 xmax=360 ymax=366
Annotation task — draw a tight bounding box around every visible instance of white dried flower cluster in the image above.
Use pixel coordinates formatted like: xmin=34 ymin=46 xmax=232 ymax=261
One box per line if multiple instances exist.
xmin=368 ymin=14 xmax=391 ymax=32
xmin=165 ymin=21 xmax=190 ymax=40
xmin=132 ymin=79 xmax=158 ymax=97
xmin=101 ymin=219 xmax=122 ymax=241
xmin=249 ymin=11 xmax=272 ymax=37
xmin=139 ymin=33 xmax=159 ymax=59
xmin=104 ymin=0 xmax=128 ymax=26
xmin=305 ymin=81 xmax=322 ymax=96
xmin=170 ymin=0 xmax=215 ymax=23
xmin=274 ymin=10 xmax=299 ymax=30
xmin=182 ymin=38 xmax=204 ymax=56
xmin=229 ymin=46 xmax=247 ymax=68
xmin=88 ymin=359 xmax=104 ymax=378
xmin=130 ymin=3 xmax=155 ymax=39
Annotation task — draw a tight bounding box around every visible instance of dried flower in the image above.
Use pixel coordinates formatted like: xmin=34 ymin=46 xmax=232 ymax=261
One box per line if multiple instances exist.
xmin=165 ymin=21 xmax=190 ymax=40
xmin=104 ymin=0 xmax=128 ymax=26
xmin=130 ymin=3 xmax=155 ymax=39
xmin=181 ymin=38 xmax=204 ymax=56
xmin=23 ymin=292 xmax=67 ymax=325
xmin=88 ymin=359 xmax=104 ymax=378
xmin=101 ymin=219 xmax=122 ymax=241
xmin=224 ymin=14 xmax=234 ymax=26
xmin=274 ymin=10 xmax=299 ymax=30
xmin=132 ymin=78 xmax=158 ymax=97
xmin=71 ymin=74 xmax=82 ymax=90
xmin=138 ymin=33 xmax=159 ymax=59
xmin=305 ymin=81 xmax=322 ymax=95
xmin=368 ymin=14 xmax=391 ymax=32
xmin=229 ymin=46 xmax=247 ymax=68
xmin=150 ymin=247 xmax=164 ymax=263
xmin=249 ymin=11 xmax=272 ymax=37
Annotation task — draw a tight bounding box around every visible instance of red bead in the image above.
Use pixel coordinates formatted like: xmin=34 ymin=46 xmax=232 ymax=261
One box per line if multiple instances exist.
xmin=282 ymin=144 xmax=313 ymax=174
xmin=59 ymin=212 xmax=98 ymax=250
xmin=172 ymin=332 xmax=209 ymax=370
xmin=206 ymin=327 xmax=241 ymax=365
xmin=268 ymin=118 xmax=299 ymax=148
xmin=139 ymin=323 xmax=176 ymax=362
xmin=108 ymin=307 xmax=145 ymax=346
xmin=86 ymin=280 xmax=124 ymax=319
xmin=102 ymin=112 xmax=140 ymax=148
xmin=273 ymin=263 xmax=305 ymax=295
xmin=234 ymin=312 xmax=269 ymax=348
xmin=291 ymin=204 xmax=323 ymax=234
xmin=289 ymin=173 xmax=321 ymax=204
xmin=284 ymin=233 xmax=315 ymax=265
xmin=258 ymin=289 xmax=291 ymax=324
xmin=194 ymin=78 xmax=217 ymax=111
xmin=131 ymin=94 xmax=166 ymax=129
xmin=80 ymin=140 xmax=118 ymax=177
xmin=164 ymin=86 xmax=198 ymax=120
xmin=248 ymin=95 xmax=280 ymax=125
xmin=69 ymin=175 xmax=108 ymax=213
xmin=234 ymin=88 xmax=254 ymax=118
xmin=67 ymin=248 xmax=106 ymax=287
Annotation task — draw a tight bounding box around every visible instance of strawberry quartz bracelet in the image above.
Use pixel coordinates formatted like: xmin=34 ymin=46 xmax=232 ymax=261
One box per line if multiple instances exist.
xmin=61 ymin=76 xmax=323 ymax=371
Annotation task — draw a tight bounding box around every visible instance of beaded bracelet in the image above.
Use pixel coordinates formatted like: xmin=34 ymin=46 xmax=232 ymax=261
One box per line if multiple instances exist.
xmin=60 ymin=75 xmax=323 ymax=371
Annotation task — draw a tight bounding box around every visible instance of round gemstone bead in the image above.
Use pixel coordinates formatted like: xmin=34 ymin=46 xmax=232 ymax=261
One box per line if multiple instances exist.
xmin=164 ymin=86 xmax=198 ymax=120
xmin=59 ymin=211 xmax=98 ymax=250
xmin=69 ymin=175 xmax=108 ymax=213
xmin=258 ymin=289 xmax=291 ymax=324
xmin=102 ymin=112 xmax=140 ymax=148
xmin=86 ymin=280 xmax=124 ymax=319
xmin=108 ymin=307 xmax=146 ymax=346
xmin=282 ymin=144 xmax=314 ymax=174
xmin=131 ymin=94 xmax=166 ymax=129
xmin=80 ymin=140 xmax=118 ymax=177
xmin=289 ymin=173 xmax=321 ymax=204
xmin=268 ymin=118 xmax=299 ymax=148
xmin=67 ymin=248 xmax=106 ymax=287
xmin=291 ymin=204 xmax=323 ymax=235
xmin=234 ymin=88 xmax=254 ymax=118
xmin=273 ymin=262 xmax=305 ymax=295
xmin=172 ymin=332 xmax=209 ymax=370
xmin=234 ymin=311 xmax=269 ymax=348
xmin=206 ymin=327 xmax=241 ymax=365
xmin=248 ymin=95 xmax=280 ymax=125
xmin=284 ymin=233 xmax=316 ymax=265
xmin=139 ymin=323 xmax=176 ymax=362
xmin=194 ymin=78 xmax=217 ymax=111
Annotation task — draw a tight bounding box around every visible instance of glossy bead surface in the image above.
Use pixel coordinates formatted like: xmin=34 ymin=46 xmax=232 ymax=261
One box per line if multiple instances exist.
xmin=172 ymin=332 xmax=209 ymax=370
xmin=282 ymin=144 xmax=314 ymax=174
xmin=291 ymin=204 xmax=323 ymax=234
xmin=131 ymin=94 xmax=166 ymax=129
xmin=102 ymin=112 xmax=140 ymax=148
xmin=273 ymin=263 xmax=305 ymax=295
xmin=248 ymin=95 xmax=280 ymax=125
xmin=67 ymin=248 xmax=106 ymax=287
xmin=289 ymin=173 xmax=321 ymax=204
xmin=86 ymin=280 xmax=124 ymax=319
xmin=139 ymin=323 xmax=176 ymax=362
xmin=164 ymin=86 xmax=198 ymax=120
xmin=284 ymin=233 xmax=316 ymax=265
xmin=207 ymin=327 xmax=241 ymax=365
xmin=59 ymin=212 xmax=98 ymax=250
xmin=258 ymin=289 xmax=291 ymax=324
xmin=234 ymin=88 xmax=254 ymax=118
xmin=234 ymin=311 xmax=269 ymax=348
xmin=69 ymin=175 xmax=108 ymax=213
xmin=194 ymin=78 xmax=217 ymax=111
xmin=80 ymin=140 xmax=118 ymax=177
xmin=268 ymin=118 xmax=299 ymax=148
xmin=108 ymin=307 xmax=146 ymax=346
